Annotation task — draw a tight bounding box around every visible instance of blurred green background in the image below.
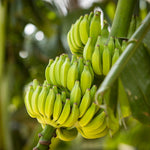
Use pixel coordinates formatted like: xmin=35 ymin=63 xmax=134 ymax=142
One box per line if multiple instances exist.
xmin=0 ymin=0 xmax=150 ymax=150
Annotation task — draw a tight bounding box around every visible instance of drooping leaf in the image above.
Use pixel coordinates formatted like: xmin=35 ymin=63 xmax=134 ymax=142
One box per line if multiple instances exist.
xmin=121 ymin=43 xmax=150 ymax=124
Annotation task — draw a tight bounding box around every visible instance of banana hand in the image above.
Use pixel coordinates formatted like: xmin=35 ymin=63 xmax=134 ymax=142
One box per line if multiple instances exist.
xmin=56 ymin=127 xmax=78 ymax=141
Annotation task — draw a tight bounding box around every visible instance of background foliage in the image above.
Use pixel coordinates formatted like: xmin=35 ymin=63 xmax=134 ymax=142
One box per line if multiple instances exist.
xmin=0 ymin=0 xmax=150 ymax=150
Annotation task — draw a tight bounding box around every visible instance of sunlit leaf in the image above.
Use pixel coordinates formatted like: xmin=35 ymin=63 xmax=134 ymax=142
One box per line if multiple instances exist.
xmin=121 ymin=43 xmax=150 ymax=124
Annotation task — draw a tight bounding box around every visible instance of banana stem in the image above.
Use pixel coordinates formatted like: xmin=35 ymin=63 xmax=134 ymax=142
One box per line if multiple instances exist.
xmin=33 ymin=125 xmax=56 ymax=150
xmin=96 ymin=12 xmax=150 ymax=96
xmin=110 ymin=0 xmax=138 ymax=38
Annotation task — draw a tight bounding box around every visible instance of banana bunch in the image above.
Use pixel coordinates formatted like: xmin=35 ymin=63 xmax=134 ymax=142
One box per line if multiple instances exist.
xmin=85 ymin=36 xmax=126 ymax=76
xmin=67 ymin=10 xmax=127 ymax=76
xmin=67 ymin=11 xmax=102 ymax=56
xmin=76 ymin=87 xmax=109 ymax=139
xmin=45 ymin=54 xmax=94 ymax=93
xmin=25 ymin=79 xmax=98 ymax=127
xmin=25 ymin=79 xmax=78 ymax=128
xmin=25 ymin=79 xmax=80 ymax=141
xmin=25 ymin=78 xmax=110 ymax=140
xmin=24 ymin=10 xmax=127 ymax=143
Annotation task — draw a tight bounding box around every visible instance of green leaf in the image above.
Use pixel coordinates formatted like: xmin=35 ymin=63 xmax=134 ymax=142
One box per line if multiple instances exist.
xmin=121 ymin=43 xmax=150 ymax=124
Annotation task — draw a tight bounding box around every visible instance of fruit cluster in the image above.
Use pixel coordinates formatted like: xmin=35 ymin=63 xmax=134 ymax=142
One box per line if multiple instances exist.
xmin=45 ymin=54 xmax=94 ymax=94
xmin=25 ymin=77 xmax=109 ymax=140
xmin=84 ymin=36 xmax=126 ymax=75
xmin=25 ymin=11 xmax=127 ymax=141
xmin=67 ymin=11 xmax=127 ymax=75
xmin=67 ymin=11 xmax=102 ymax=56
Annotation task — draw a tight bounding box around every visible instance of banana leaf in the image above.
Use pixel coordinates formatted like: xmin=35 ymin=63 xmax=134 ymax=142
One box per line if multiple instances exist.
xmin=121 ymin=42 xmax=150 ymax=124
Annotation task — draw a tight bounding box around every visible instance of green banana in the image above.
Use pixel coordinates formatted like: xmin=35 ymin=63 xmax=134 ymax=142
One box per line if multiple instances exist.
xmin=56 ymin=127 xmax=78 ymax=141
xmin=53 ymin=85 xmax=58 ymax=94
xmin=79 ymin=14 xmax=89 ymax=45
xmin=102 ymin=45 xmax=111 ymax=75
xmin=83 ymin=120 xmax=107 ymax=136
xmin=99 ymin=36 xmax=105 ymax=55
xmin=85 ymin=60 xmax=94 ymax=80
xmin=83 ymin=37 xmax=94 ymax=61
xmin=79 ymin=89 xmax=91 ymax=118
xmin=96 ymin=94 xmax=103 ymax=105
xmin=80 ymin=65 xmax=93 ymax=94
xmin=33 ymin=79 xmax=39 ymax=90
xmin=121 ymin=40 xmax=127 ymax=52
xmin=38 ymin=86 xmax=49 ymax=116
xmin=60 ymin=57 xmax=71 ymax=88
xmin=55 ymin=54 xmax=66 ymax=85
xmin=31 ymin=85 xmax=42 ymax=116
xmin=67 ymin=61 xmax=78 ymax=91
xmin=57 ymin=99 xmax=71 ymax=125
xmin=61 ymin=103 xmax=79 ymax=127
xmin=108 ymin=37 xmax=115 ymax=55
xmin=67 ymin=31 xmax=81 ymax=56
xmin=72 ymin=51 xmax=83 ymax=57
xmin=79 ymin=102 xmax=98 ymax=127
xmin=45 ymin=59 xmax=54 ymax=84
xmin=83 ymin=111 xmax=106 ymax=131
xmin=89 ymin=11 xmax=101 ymax=44
xmin=70 ymin=80 xmax=81 ymax=106
xmin=90 ymin=85 xmax=97 ymax=101
xmin=115 ymin=38 xmax=121 ymax=53
xmin=92 ymin=45 xmax=102 ymax=75
xmin=70 ymin=24 xmax=81 ymax=50
xmin=24 ymin=85 xmax=36 ymax=118
xmin=95 ymin=35 xmax=101 ymax=48
xmin=46 ymin=83 xmax=52 ymax=89
xmin=112 ymin=48 xmax=120 ymax=66
xmin=61 ymin=91 xmax=66 ymax=103
xmin=88 ymin=11 xmax=94 ymax=23
xmin=80 ymin=126 xmax=108 ymax=139
xmin=53 ymin=94 xmax=63 ymax=121
xmin=71 ymin=54 xmax=77 ymax=65
xmin=49 ymin=57 xmax=59 ymax=85
xmin=101 ymin=20 xmax=109 ymax=43
xmin=73 ymin=16 xmax=84 ymax=48
xmin=87 ymin=119 xmax=107 ymax=135
xmin=44 ymin=88 xmax=56 ymax=119
xmin=43 ymin=80 xmax=48 ymax=86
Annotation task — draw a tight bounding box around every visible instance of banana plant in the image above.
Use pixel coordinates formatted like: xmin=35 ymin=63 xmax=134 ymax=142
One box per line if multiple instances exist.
xmin=21 ymin=0 xmax=150 ymax=150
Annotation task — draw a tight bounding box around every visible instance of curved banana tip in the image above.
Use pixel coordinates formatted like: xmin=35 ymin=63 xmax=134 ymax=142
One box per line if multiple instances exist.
xmin=74 ymin=103 xmax=78 ymax=106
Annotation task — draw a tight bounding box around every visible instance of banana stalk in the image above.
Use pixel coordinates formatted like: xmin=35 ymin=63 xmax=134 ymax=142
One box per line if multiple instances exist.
xmin=110 ymin=0 xmax=138 ymax=38
xmin=33 ymin=125 xmax=56 ymax=150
